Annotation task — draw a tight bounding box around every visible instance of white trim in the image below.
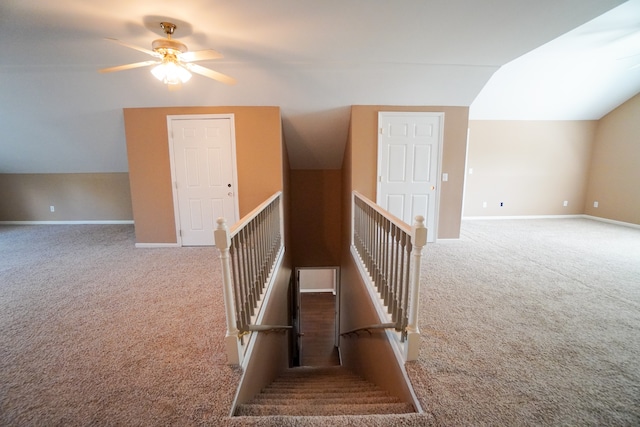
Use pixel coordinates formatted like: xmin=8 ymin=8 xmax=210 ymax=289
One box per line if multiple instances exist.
xmin=166 ymin=114 xmax=240 ymax=247
xmin=135 ymin=242 xmax=181 ymax=248
xmin=463 ymin=214 xmax=584 ymax=220
xmin=583 ymin=215 xmax=640 ymax=230
xmin=0 ymin=220 xmax=133 ymax=225
xmin=384 ymin=327 xmax=425 ymax=414
xmin=460 ymin=126 xmax=470 ymax=230
xmin=462 ymin=214 xmax=640 ymax=230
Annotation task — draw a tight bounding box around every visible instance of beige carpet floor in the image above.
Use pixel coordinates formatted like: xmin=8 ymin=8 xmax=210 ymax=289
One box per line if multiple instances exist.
xmin=409 ymin=218 xmax=640 ymax=426
xmin=1 ymin=218 xmax=639 ymax=425
xmin=0 ymin=225 xmax=241 ymax=426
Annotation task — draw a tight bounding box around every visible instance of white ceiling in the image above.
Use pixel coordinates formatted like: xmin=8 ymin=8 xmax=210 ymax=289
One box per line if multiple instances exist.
xmin=471 ymin=0 xmax=640 ymax=120
xmin=0 ymin=0 xmax=633 ymax=172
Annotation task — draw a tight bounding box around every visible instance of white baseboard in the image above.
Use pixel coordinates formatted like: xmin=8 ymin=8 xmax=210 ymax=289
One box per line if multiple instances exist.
xmin=462 ymin=214 xmax=639 ymax=230
xmin=462 ymin=215 xmax=584 ymax=221
xmin=0 ymin=220 xmax=134 ymax=225
xmin=583 ymin=215 xmax=640 ymax=230
xmin=135 ymin=242 xmax=181 ymax=248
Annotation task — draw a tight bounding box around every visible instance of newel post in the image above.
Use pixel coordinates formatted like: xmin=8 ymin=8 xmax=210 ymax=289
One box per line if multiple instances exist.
xmin=405 ymin=215 xmax=426 ymax=361
xmin=214 ymin=218 xmax=243 ymax=365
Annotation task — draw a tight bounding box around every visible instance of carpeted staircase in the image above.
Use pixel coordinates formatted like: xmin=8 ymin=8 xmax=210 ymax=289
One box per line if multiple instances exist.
xmin=234 ymin=366 xmax=415 ymax=417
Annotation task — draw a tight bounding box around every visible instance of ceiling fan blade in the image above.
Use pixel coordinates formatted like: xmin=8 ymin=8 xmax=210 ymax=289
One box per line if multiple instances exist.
xmin=179 ymin=49 xmax=224 ymax=62
xmin=185 ymin=63 xmax=237 ymax=85
xmin=98 ymin=60 xmax=159 ymax=74
xmin=105 ymin=37 xmax=160 ymax=58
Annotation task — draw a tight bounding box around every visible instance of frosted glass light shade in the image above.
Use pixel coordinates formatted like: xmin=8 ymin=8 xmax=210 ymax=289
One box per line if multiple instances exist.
xmin=151 ymin=61 xmax=192 ymax=84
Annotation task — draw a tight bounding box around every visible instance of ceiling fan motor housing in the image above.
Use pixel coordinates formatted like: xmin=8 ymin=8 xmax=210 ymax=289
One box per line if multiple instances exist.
xmin=152 ymin=38 xmax=188 ymax=55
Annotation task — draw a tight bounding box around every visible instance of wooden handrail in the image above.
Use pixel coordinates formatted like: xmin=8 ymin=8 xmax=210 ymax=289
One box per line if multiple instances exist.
xmin=340 ymin=323 xmax=397 ymax=337
xmin=352 ymin=191 xmax=411 ymax=234
xmin=229 ymin=191 xmax=282 ymax=237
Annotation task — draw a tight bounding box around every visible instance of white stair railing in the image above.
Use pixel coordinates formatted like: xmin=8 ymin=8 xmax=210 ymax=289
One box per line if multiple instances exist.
xmin=350 ymin=191 xmax=427 ymax=361
xmin=215 ymin=191 xmax=284 ymax=365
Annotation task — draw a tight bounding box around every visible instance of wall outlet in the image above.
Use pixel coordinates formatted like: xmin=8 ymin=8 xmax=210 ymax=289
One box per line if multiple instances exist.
xmin=50 ymin=205 xmax=55 ymax=212
xmin=594 ymin=201 xmax=599 ymax=208
xmin=563 ymin=200 xmax=568 ymax=207
xmin=442 ymin=173 xmax=448 ymax=182
xmin=500 ymin=202 xmax=504 ymax=207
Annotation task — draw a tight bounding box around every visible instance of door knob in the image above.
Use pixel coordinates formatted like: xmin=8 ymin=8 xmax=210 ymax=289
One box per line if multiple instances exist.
xmin=228 ymin=192 xmax=233 ymax=197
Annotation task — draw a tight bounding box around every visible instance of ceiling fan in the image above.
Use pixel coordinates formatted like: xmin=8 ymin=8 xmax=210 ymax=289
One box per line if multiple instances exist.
xmin=99 ymin=22 xmax=236 ymax=86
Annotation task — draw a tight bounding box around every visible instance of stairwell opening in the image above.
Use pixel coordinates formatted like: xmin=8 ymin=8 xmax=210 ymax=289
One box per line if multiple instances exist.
xmin=293 ymin=267 xmax=340 ymax=367
xmin=234 ymin=267 xmax=418 ymax=418
xmin=232 ymin=266 xmax=422 ymax=417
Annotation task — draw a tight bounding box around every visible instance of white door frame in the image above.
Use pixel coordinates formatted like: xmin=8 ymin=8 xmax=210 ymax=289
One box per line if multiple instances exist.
xmin=376 ymin=111 xmax=444 ymax=242
xmin=166 ymin=114 xmax=239 ymax=246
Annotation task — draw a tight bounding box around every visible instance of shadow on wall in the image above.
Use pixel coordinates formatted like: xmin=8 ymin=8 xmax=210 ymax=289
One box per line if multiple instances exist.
xmin=282 ymin=106 xmax=351 ymax=170
xmin=289 ymin=169 xmax=342 ymax=267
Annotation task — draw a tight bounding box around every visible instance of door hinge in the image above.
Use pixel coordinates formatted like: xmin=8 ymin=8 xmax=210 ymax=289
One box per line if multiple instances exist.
xmin=179 ymin=229 xmax=182 ymax=237
xmin=379 ymin=127 xmax=384 ymax=135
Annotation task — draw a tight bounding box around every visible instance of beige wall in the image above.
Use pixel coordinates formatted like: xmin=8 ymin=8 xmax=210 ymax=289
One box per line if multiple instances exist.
xmin=585 ymin=93 xmax=640 ymax=225
xmin=289 ymin=169 xmax=342 ymax=267
xmin=465 ymin=120 xmax=597 ymax=217
xmin=0 ymin=173 xmax=132 ymax=221
xmin=349 ymin=105 xmax=470 ymax=239
xmin=123 ymin=106 xmax=283 ymax=244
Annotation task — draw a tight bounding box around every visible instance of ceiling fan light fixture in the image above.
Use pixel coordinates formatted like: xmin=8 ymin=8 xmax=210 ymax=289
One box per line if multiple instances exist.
xmin=101 ymin=21 xmax=235 ymax=86
xmin=151 ymin=60 xmax=192 ymax=85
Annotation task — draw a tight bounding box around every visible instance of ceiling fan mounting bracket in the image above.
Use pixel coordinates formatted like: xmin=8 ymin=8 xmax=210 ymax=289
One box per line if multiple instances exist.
xmin=160 ymin=22 xmax=177 ymax=37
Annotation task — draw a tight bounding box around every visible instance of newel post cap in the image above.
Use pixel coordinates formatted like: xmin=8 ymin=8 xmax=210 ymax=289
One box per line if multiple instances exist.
xmin=412 ymin=215 xmax=427 ymax=247
xmin=214 ymin=217 xmax=231 ymax=249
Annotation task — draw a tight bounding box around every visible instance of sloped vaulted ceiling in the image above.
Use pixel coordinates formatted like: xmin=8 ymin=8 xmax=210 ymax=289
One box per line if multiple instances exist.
xmin=0 ymin=0 xmax=628 ymax=172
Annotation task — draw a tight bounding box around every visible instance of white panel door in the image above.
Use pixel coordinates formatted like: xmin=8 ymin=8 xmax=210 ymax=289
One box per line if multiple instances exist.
xmin=377 ymin=112 xmax=442 ymax=242
xmin=170 ymin=117 xmax=238 ymax=246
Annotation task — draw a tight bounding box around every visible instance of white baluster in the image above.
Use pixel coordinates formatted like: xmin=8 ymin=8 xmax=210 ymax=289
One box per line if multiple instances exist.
xmin=214 ymin=218 xmax=243 ymax=365
xmin=405 ymin=215 xmax=426 ymax=362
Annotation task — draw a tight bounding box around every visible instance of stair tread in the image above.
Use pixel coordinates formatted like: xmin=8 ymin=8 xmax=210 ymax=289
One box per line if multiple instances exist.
xmin=228 ymin=413 xmax=433 ymax=427
xmin=235 ymin=402 xmax=415 ymax=416
xmin=255 ymin=390 xmax=392 ymax=399
xmin=249 ymin=395 xmax=402 ymax=405
xmin=265 ymin=382 xmax=379 ymax=389
xmin=235 ymin=366 xmax=416 ymax=417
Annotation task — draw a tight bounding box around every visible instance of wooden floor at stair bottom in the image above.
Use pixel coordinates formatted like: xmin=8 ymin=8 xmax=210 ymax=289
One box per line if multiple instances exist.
xmin=300 ymin=292 xmax=339 ymax=367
